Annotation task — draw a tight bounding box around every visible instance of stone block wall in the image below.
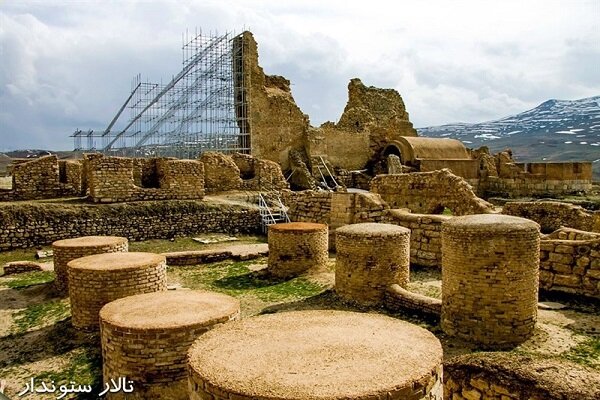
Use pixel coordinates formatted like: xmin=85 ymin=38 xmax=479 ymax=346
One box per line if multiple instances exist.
xmin=371 ymin=169 xmax=493 ymax=215
xmin=383 ymin=209 xmax=450 ymax=267
xmin=0 ymin=155 xmax=82 ymax=201
xmin=539 ymin=236 xmax=600 ymax=298
xmin=0 ymin=200 xmax=261 ymax=250
xmin=199 ymin=152 xmax=243 ymax=193
xmin=444 ymin=353 xmax=600 ymax=400
xmin=86 ymin=154 xmax=204 ymax=203
xmin=503 ymin=201 xmax=600 ymax=233
xmin=281 ymin=190 xmax=333 ymax=224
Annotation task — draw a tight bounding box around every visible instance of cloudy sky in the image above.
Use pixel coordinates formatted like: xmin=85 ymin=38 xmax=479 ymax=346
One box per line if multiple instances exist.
xmin=1 ymin=0 xmax=599 ymax=151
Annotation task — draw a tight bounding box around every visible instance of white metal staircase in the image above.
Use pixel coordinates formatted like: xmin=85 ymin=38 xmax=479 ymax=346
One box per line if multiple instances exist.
xmin=258 ymin=193 xmax=290 ymax=233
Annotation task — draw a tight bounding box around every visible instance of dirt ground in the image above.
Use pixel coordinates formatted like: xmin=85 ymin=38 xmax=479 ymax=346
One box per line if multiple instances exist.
xmin=0 ymin=235 xmax=599 ymax=399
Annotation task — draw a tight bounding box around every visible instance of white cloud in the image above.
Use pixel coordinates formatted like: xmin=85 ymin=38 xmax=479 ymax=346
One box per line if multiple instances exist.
xmin=0 ymin=0 xmax=598 ymax=150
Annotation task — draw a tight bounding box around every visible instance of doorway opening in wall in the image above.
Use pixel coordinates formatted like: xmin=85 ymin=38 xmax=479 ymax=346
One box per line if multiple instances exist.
xmin=58 ymin=163 xmax=68 ymax=184
xmin=382 ymin=144 xmax=402 ymax=164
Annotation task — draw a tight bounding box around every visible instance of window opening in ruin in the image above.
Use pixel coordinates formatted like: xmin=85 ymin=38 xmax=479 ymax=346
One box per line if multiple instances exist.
xmin=58 ymin=162 xmax=68 ymax=184
xmin=72 ymin=30 xmax=251 ymax=159
xmin=141 ymin=166 xmax=161 ymax=188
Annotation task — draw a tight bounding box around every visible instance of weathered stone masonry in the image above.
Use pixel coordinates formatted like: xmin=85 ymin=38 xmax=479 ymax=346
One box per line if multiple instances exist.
xmin=68 ymin=252 xmax=167 ymax=330
xmin=52 ymin=236 xmax=128 ymax=295
xmin=0 ymin=201 xmax=261 ymax=250
xmin=100 ymin=291 xmax=240 ymax=400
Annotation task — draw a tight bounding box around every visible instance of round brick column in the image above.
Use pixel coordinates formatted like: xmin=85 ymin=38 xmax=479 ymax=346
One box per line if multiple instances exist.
xmin=67 ymin=252 xmax=167 ymax=330
xmin=52 ymin=236 xmax=128 ymax=295
xmin=267 ymin=222 xmax=328 ymax=278
xmin=335 ymin=223 xmax=411 ymax=306
xmin=188 ymin=310 xmax=443 ymax=400
xmin=100 ymin=290 xmax=240 ymax=399
xmin=441 ymin=214 xmax=540 ymax=348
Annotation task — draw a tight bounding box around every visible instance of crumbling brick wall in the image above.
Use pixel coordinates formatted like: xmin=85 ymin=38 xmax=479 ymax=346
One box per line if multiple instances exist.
xmin=233 ymin=153 xmax=289 ymax=191
xmin=503 ymin=201 xmax=600 ymax=233
xmin=236 ymin=32 xmax=308 ymax=168
xmin=200 ymin=152 xmax=243 ymax=193
xmin=370 ymin=169 xmax=494 ymax=215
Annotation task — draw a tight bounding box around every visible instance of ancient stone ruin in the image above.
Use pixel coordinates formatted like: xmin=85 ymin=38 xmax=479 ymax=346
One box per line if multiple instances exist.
xmin=1 ymin=28 xmax=599 ymax=400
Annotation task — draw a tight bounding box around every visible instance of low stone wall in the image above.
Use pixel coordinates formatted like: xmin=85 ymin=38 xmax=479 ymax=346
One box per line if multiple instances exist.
xmin=0 ymin=155 xmax=82 ymax=201
xmin=484 ymin=175 xmax=592 ymax=197
xmin=86 ymin=155 xmax=204 ymax=203
xmin=281 ymin=190 xmax=332 ymax=224
xmin=0 ymin=200 xmax=261 ymax=250
xmin=385 ymin=284 xmax=441 ymax=317
xmin=370 ymin=169 xmax=493 ymax=215
xmin=544 ymin=227 xmax=600 ymax=241
xmin=540 ymin=236 xmax=600 ymax=298
xmin=503 ymin=201 xmax=600 ymax=233
xmin=444 ymin=352 xmax=600 ymax=400
xmin=383 ymin=209 xmax=449 ymax=267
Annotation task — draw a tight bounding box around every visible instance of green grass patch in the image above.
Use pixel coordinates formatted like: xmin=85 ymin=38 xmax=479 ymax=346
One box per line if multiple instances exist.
xmin=176 ymin=259 xmax=326 ymax=302
xmin=0 ymin=247 xmax=52 ymax=265
xmin=13 ymin=299 xmax=70 ymax=333
xmin=33 ymin=345 xmax=103 ymax=397
xmin=128 ymin=235 xmax=265 ymax=254
xmin=564 ymin=337 xmax=600 ymax=370
xmin=3 ymin=270 xmax=55 ymax=289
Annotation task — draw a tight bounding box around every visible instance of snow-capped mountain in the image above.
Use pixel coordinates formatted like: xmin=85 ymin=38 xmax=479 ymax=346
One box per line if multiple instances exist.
xmin=417 ymin=96 xmax=600 ymax=179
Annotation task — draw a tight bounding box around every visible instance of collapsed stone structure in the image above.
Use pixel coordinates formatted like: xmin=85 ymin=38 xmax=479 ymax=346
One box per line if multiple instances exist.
xmin=371 ymin=168 xmax=493 ymax=215
xmin=233 ymin=31 xmax=593 ymax=198
xmin=199 ymin=152 xmax=288 ymax=193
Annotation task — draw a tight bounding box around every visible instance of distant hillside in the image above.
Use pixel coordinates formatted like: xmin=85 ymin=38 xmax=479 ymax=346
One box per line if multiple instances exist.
xmin=418 ymin=96 xmax=600 ymax=180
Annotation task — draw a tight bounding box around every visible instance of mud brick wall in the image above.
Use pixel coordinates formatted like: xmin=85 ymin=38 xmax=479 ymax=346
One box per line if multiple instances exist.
xmin=441 ymin=215 xmax=540 ymax=348
xmin=0 ymin=201 xmax=261 ymax=250
xmin=371 ymin=169 xmax=493 ymax=216
xmin=267 ymin=223 xmax=328 ymax=278
xmin=503 ymin=201 xmax=600 ymax=233
xmin=484 ymin=176 xmax=592 ymax=198
xmin=383 ymin=209 xmax=450 ymax=268
xmin=52 ymin=236 xmax=128 ymax=295
xmin=539 ymin=236 xmax=600 ymax=298
xmin=59 ymin=160 xmax=83 ymax=196
xmin=335 ymin=223 xmax=411 ymax=306
xmin=444 ymin=353 xmax=600 ymax=400
xmin=68 ymin=255 xmax=167 ymax=330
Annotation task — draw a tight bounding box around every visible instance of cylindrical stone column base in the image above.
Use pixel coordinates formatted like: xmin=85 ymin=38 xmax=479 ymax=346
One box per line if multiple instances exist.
xmin=100 ymin=290 xmax=240 ymax=399
xmin=335 ymin=223 xmax=411 ymax=306
xmin=68 ymin=252 xmax=167 ymax=330
xmin=52 ymin=236 xmax=128 ymax=295
xmin=267 ymin=222 xmax=329 ymax=278
xmin=441 ymin=214 xmax=540 ymax=348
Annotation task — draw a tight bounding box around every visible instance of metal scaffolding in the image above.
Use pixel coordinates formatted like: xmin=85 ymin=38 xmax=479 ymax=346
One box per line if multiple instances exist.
xmin=72 ymin=30 xmax=250 ymax=159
